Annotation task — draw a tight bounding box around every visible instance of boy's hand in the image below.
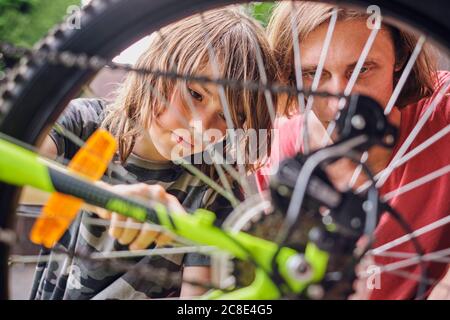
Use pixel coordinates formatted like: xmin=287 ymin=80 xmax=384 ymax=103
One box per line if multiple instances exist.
xmin=88 ymin=183 xmax=185 ymax=250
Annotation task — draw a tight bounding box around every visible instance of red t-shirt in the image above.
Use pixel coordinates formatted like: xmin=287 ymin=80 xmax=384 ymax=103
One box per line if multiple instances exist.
xmin=255 ymin=115 xmax=304 ymax=192
xmin=255 ymin=71 xmax=450 ymax=299
xmin=370 ymin=71 xmax=450 ymax=299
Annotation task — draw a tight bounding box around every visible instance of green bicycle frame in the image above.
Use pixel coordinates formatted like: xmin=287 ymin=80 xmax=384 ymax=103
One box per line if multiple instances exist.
xmin=0 ymin=137 xmax=329 ymax=299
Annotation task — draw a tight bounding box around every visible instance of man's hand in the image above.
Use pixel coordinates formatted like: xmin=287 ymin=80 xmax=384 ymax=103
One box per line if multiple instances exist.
xmin=305 ymin=111 xmax=366 ymax=191
xmin=428 ymin=267 xmax=450 ymax=299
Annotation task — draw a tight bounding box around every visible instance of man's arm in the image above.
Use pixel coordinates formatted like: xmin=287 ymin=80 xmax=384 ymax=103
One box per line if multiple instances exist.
xmin=180 ymin=266 xmax=211 ymax=297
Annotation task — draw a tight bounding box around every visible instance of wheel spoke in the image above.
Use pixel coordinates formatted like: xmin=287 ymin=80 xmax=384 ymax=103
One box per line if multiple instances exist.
xmin=181 ymin=69 xmax=241 ymax=204
xmin=372 ymin=251 xmax=450 ymax=263
xmin=376 ymin=78 xmax=450 ymax=188
xmin=199 ymin=13 xmax=253 ymax=197
xmin=290 ymin=1 xmax=306 ymax=114
xmin=356 ymin=124 xmax=450 ymax=195
xmin=348 ymin=151 xmax=368 ymax=189
xmin=10 ymin=246 xmax=217 ymax=264
xmin=384 ymin=35 xmax=426 ymax=115
xmin=246 ymin=5 xmax=276 ymax=124
xmin=389 ymin=124 xmax=450 ymax=169
xmin=302 ymin=8 xmax=338 ymax=154
xmin=144 ymin=77 xmax=242 ymax=204
xmin=362 ymin=248 xmax=450 ymax=276
xmin=381 ymin=165 xmax=450 ymax=201
xmin=370 ymin=214 xmax=450 ymax=255
xmin=320 ymin=22 xmax=381 ymax=148
xmin=357 ymin=268 xmax=450 ymax=293
xmin=222 ymin=191 xmax=269 ymax=229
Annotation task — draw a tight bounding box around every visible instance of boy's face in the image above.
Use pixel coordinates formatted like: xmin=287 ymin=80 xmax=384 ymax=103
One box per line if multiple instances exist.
xmin=148 ymin=66 xmax=228 ymax=162
xmin=299 ymin=19 xmax=398 ymax=127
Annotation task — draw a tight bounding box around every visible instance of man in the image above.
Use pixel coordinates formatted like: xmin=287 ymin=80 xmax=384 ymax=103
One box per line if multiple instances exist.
xmin=257 ymin=1 xmax=450 ymax=299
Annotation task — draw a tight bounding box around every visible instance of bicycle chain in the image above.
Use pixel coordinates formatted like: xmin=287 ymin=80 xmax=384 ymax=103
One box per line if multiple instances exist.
xmin=0 ymin=40 xmax=346 ymax=111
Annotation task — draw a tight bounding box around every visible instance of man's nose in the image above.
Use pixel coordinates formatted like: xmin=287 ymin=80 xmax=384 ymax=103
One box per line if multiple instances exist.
xmin=325 ymin=76 xmax=348 ymax=95
xmin=323 ymin=76 xmax=348 ymax=112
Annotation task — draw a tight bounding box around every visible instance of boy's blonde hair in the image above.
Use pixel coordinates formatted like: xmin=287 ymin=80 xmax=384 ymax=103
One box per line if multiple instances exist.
xmin=102 ymin=7 xmax=278 ymax=175
xmin=267 ymin=1 xmax=437 ymax=114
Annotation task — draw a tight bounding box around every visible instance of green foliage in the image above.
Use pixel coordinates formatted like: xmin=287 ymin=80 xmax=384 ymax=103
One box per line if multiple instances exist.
xmin=0 ymin=1 xmax=275 ymax=72
xmin=246 ymin=2 xmax=275 ymax=28
xmin=0 ymin=0 xmax=80 ymax=47
xmin=0 ymin=1 xmax=276 ymax=49
xmin=0 ymin=0 xmax=36 ymax=12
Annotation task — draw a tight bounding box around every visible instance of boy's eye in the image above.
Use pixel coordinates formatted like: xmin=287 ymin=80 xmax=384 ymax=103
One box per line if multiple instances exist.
xmin=302 ymin=71 xmax=316 ymax=79
xmin=288 ymin=72 xmax=296 ymax=84
xmin=218 ymin=112 xmax=226 ymax=121
xmin=188 ymin=88 xmax=203 ymax=102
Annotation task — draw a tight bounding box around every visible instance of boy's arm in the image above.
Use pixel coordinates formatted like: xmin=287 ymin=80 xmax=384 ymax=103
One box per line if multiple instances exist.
xmin=39 ymin=135 xmax=58 ymax=159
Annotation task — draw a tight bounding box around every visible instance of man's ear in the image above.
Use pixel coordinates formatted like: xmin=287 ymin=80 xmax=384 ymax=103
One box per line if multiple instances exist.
xmin=394 ymin=63 xmax=404 ymax=73
xmin=394 ymin=55 xmax=408 ymax=72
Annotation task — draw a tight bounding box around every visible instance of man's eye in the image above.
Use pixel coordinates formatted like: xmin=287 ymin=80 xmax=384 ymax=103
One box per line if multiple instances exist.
xmin=359 ymin=66 xmax=370 ymax=74
xmin=353 ymin=66 xmax=370 ymax=76
xmin=218 ymin=112 xmax=226 ymax=120
xmin=188 ymin=88 xmax=203 ymax=102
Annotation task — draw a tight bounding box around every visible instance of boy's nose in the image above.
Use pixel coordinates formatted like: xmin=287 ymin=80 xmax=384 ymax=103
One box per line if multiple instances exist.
xmin=199 ymin=109 xmax=218 ymax=131
xmin=186 ymin=112 xmax=215 ymax=139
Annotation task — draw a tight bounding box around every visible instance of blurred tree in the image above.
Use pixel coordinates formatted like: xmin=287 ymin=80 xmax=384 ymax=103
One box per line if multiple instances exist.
xmin=0 ymin=0 xmax=80 ymax=47
xmin=0 ymin=0 xmax=36 ymax=12
xmin=246 ymin=2 xmax=275 ymax=28
xmin=0 ymin=0 xmax=79 ymax=74
xmin=0 ymin=1 xmax=275 ymax=74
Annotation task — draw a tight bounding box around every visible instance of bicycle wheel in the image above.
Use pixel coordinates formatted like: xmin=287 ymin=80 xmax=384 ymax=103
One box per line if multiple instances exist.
xmin=0 ymin=0 xmax=449 ymax=300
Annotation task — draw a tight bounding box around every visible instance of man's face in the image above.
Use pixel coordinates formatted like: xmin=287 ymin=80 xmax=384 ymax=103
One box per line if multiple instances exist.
xmin=300 ymin=19 xmax=398 ymax=126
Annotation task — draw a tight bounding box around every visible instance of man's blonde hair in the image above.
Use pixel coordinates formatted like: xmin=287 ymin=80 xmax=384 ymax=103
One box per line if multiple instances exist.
xmin=267 ymin=1 xmax=437 ymax=114
xmin=102 ymin=7 xmax=278 ymax=174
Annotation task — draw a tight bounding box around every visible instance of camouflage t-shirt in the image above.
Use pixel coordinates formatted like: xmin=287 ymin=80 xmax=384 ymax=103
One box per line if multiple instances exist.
xmin=29 ymin=98 xmax=237 ymax=300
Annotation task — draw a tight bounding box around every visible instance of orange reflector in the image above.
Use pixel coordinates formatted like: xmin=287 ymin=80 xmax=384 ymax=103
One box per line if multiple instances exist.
xmin=30 ymin=129 xmax=117 ymax=248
